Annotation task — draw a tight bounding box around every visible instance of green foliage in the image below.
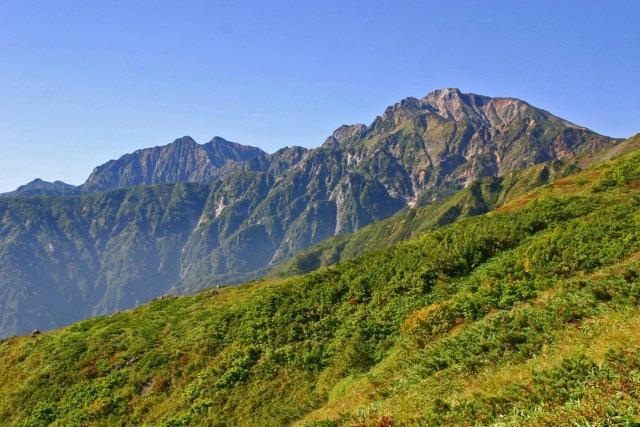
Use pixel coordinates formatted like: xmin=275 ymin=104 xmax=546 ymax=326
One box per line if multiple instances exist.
xmin=0 ymin=147 xmax=638 ymax=426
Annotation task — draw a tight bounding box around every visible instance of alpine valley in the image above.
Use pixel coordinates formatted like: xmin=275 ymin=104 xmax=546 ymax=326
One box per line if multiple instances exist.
xmin=0 ymin=88 xmax=625 ymax=340
xmin=0 ymin=118 xmax=639 ymax=425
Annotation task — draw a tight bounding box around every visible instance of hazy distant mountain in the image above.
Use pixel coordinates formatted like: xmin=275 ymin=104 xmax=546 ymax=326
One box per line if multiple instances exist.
xmin=0 ymin=89 xmax=622 ymax=337
xmin=0 ymin=178 xmax=79 ymax=198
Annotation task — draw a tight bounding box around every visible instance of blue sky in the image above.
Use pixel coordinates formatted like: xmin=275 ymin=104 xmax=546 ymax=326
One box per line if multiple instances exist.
xmin=0 ymin=1 xmax=638 ymax=192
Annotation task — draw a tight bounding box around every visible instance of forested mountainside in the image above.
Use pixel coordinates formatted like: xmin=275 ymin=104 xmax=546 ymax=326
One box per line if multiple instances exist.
xmin=0 ymin=89 xmax=621 ymax=338
xmin=0 ymin=145 xmax=638 ymax=426
xmin=274 ymin=134 xmax=640 ymax=277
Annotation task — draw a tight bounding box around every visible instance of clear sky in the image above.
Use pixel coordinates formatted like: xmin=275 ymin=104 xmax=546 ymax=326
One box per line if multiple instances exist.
xmin=0 ymin=1 xmax=638 ymax=192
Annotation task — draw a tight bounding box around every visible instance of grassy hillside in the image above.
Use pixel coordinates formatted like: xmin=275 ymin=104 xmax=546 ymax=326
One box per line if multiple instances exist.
xmin=0 ymin=148 xmax=639 ymax=426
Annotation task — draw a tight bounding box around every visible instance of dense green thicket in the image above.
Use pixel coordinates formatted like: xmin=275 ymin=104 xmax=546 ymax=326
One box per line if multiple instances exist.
xmin=0 ymin=149 xmax=638 ymax=426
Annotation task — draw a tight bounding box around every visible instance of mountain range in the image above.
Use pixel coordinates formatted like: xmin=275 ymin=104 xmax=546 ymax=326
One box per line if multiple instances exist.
xmin=0 ymin=139 xmax=638 ymax=426
xmin=0 ymin=88 xmax=624 ymax=338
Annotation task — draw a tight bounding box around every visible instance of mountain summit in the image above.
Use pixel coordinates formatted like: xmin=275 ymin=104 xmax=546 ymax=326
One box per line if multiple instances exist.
xmin=319 ymin=88 xmax=615 ymax=204
xmin=82 ymin=136 xmax=266 ymax=192
xmin=0 ymin=178 xmax=78 ymax=198
xmin=420 ymin=88 xmax=578 ymax=127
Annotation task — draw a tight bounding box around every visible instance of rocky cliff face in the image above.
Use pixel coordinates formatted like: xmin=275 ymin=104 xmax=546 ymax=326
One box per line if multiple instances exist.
xmin=323 ymin=88 xmax=616 ymax=205
xmin=0 ymin=89 xmax=622 ymax=337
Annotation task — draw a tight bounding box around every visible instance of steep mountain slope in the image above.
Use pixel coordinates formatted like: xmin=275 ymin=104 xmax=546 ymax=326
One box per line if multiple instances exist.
xmin=273 ymin=134 xmax=640 ymax=277
xmin=0 ymin=90 xmax=622 ymax=338
xmin=321 ymin=88 xmax=617 ymax=205
xmin=2 ymin=140 xmax=631 ymax=339
xmin=178 ymin=88 xmax=619 ymax=265
xmin=0 ymin=175 xmax=274 ymax=337
xmin=0 ymin=147 xmax=638 ymax=426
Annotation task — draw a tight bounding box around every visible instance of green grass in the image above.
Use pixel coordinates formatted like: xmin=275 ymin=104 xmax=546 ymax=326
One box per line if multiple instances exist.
xmin=0 ymin=148 xmax=639 ymax=426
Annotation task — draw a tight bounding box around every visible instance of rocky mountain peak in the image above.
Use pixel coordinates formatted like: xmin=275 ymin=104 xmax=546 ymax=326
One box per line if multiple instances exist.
xmin=208 ymin=136 xmax=238 ymax=146
xmin=419 ymin=88 xmax=558 ymax=128
xmin=421 ymin=88 xmax=492 ymax=123
xmin=380 ymin=97 xmax=422 ymax=120
xmin=423 ymin=87 xmax=464 ymax=103
xmin=18 ymin=178 xmax=76 ymax=191
xmin=322 ymin=124 xmax=367 ymax=148
xmin=333 ymin=124 xmax=367 ymax=143
xmin=81 ymin=135 xmax=265 ymax=192
xmin=171 ymin=136 xmax=198 ymax=146
xmin=0 ymin=178 xmax=78 ymax=198
xmin=202 ymin=136 xmax=266 ymax=168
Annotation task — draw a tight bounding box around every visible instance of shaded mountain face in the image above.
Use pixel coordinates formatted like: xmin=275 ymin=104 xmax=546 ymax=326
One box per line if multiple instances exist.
xmin=0 ymin=182 xmax=215 ymax=336
xmin=0 ymin=89 xmax=623 ymax=337
xmin=271 ymin=159 xmax=582 ymax=279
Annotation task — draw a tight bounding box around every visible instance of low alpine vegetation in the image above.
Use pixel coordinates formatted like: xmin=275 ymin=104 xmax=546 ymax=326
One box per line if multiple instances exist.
xmin=0 ymin=149 xmax=638 ymax=426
